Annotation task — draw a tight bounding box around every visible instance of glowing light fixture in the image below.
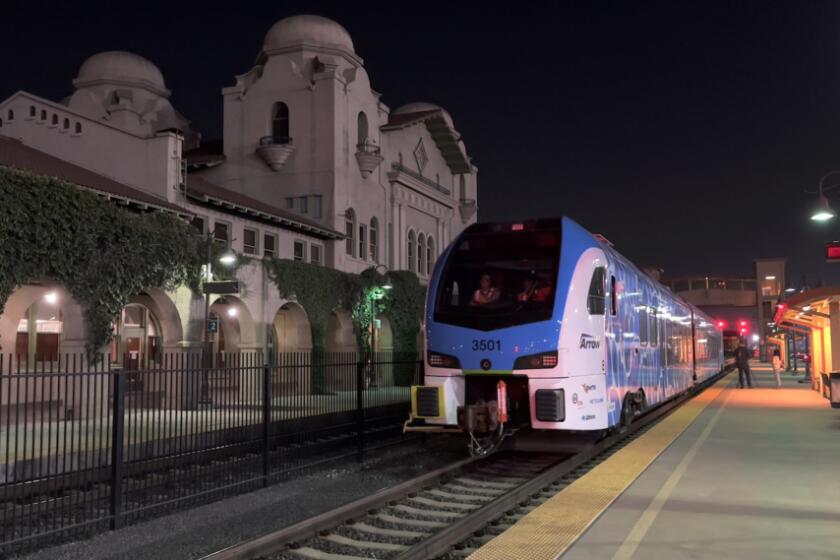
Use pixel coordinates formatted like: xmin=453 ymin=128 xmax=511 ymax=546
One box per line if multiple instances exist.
xmin=785 ymin=287 xmax=796 ymax=293
xmin=44 ymin=292 xmax=58 ymax=305
xmin=752 ymin=334 xmax=760 ymax=342
xmin=802 ymin=305 xmax=812 ymax=311
xmin=227 ymin=307 xmax=238 ymax=318
xmin=765 ymin=275 xmax=776 ymax=281
xmin=219 ymin=252 xmax=237 ymax=266
xmin=811 ymin=193 xmax=836 ymax=221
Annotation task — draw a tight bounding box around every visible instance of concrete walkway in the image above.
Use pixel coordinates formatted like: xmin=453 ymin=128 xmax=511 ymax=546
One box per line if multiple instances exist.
xmin=562 ymin=363 xmax=840 ymax=559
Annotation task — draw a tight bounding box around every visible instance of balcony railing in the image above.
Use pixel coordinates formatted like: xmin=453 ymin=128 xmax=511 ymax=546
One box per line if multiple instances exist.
xmin=257 ymin=136 xmax=295 ymax=171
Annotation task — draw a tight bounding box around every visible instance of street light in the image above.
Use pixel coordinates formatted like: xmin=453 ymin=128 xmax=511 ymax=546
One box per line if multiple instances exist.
xmin=200 ymin=233 xmax=237 ymax=403
xmin=809 ymin=170 xmax=840 ymax=221
xmin=366 ymin=265 xmax=392 ymax=388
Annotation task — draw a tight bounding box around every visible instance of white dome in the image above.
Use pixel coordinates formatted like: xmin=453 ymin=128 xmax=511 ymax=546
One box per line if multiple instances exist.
xmin=263 ymin=15 xmax=354 ymax=54
xmin=75 ymin=51 xmax=167 ymax=94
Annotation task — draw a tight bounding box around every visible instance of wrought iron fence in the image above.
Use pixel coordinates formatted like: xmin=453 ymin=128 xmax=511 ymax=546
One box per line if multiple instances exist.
xmin=0 ymin=350 xmax=422 ymax=552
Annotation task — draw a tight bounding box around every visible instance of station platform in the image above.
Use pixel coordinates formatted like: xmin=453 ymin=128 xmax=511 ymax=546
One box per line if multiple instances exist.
xmin=469 ymin=363 xmax=840 ymax=559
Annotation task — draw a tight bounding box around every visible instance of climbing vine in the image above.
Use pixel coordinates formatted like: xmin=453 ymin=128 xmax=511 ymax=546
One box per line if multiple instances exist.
xmin=265 ymin=260 xmax=427 ymax=386
xmin=0 ymin=167 xmax=209 ymax=354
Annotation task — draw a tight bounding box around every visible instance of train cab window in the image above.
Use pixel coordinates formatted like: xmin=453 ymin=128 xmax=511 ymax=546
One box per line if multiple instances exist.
xmin=434 ymin=227 xmax=561 ymax=331
xmin=587 ymin=267 xmax=606 ymax=315
xmin=639 ymin=306 xmax=648 ymax=345
xmin=610 ymin=276 xmax=617 ymax=316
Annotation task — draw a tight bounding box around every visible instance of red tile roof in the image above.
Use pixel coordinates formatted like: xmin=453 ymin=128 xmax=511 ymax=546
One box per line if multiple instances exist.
xmin=0 ymin=135 xmax=189 ymax=214
xmin=384 ymin=110 xmax=440 ymax=128
xmin=184 ymin=139 xmax=226 ymax=167
xmin=185 ymin=174 xmax=343 ymax=239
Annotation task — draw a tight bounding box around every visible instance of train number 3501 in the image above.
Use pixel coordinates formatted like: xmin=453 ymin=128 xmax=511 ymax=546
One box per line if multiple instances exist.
xmin=472 ymin=339 xmax=502 ymax=351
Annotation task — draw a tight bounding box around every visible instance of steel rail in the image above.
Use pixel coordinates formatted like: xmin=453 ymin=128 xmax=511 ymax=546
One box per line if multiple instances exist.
xmin=200 ymin=369 xmax=730 ymax=560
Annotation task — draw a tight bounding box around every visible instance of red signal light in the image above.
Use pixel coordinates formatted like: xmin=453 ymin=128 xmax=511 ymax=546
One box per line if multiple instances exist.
xmin=739 ymin=320 xmax=747 ymax=327
xmin=716 ymin=320 xmax=727 ymax=329
xmin=511 ymin=224 xmax=524 ymax=231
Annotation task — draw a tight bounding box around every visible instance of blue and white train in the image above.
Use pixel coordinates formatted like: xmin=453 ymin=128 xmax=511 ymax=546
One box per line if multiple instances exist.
xmin=407 ymin=217 xmax=723 ymax=455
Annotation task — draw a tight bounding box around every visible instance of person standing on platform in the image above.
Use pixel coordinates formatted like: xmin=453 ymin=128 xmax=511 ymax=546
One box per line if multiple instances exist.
xmin=735 ymin=341 xmax=753 ymax=388
xmin=772 ymin=348 xmax=784 ymax=388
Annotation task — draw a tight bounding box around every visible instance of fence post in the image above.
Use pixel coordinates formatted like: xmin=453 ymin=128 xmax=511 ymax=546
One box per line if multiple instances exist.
xmin=356 ymin=354 xmax=365 ymax=463
xmin=262 ymin=361 xmax=271 ymax=486
xmin=110 ymin=365 xmax=125 ymax=530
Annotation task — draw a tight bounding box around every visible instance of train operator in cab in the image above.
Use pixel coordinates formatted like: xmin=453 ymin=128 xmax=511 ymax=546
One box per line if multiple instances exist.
xmin=470 ymin=273 xmax=501 ymax=305
xmin=516 ymin=276 xmax=551 ymax=303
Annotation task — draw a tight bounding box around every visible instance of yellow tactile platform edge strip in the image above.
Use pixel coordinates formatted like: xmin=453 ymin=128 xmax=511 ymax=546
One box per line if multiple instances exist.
xmin=468 ymin=374 xmax=734 ymax=560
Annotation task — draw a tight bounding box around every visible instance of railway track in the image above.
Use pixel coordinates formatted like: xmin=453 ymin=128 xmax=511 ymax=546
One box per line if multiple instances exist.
xmin=201 ymin=369 xmax=729 ymax=560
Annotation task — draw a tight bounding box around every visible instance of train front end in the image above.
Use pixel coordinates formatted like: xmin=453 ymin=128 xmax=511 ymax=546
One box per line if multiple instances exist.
xmin=406 ymin=218 xmax=610 ymax=455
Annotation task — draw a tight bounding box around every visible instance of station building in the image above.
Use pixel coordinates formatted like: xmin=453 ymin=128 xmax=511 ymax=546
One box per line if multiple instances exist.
xmin=0 ymin=15 xmax=478 ymax=371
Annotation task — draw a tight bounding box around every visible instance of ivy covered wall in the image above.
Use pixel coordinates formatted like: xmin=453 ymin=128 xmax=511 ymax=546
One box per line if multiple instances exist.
xmin=0 ymin=166 xmax=428 ymax=366
xmin=265 ymin=260 xmax=426 ymax=354
xmin=0 ymin=167 xmax=206 ymax=354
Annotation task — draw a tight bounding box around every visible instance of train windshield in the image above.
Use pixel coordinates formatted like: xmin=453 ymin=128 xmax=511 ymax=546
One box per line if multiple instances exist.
xmin=434 ymin=229 xmax=561 ymax=331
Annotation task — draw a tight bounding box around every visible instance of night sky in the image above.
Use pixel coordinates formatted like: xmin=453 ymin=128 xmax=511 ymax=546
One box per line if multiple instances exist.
xmin=6 ymin=0 xmax=840 ymax=286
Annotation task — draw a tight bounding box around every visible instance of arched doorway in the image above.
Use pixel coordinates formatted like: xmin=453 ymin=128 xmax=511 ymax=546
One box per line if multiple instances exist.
xmin=326 ymin=309 xmax=356 ymax=353
xmin=326 ymin=309 xmax=357 ymax=391
xmin=0 ymin=286 xmax=84 ymax=368
xmin=110 ymin=304 xmax=163 ymax=371
xmin=373 ymin=315 xmax=394 ymax=387
xmin=271 ymin=302 xmax=313 ymax=395
xmin=273 ymin=303 xmax=312 ymax=354
xmin=16 ymin=293 xmax=64 ymax=364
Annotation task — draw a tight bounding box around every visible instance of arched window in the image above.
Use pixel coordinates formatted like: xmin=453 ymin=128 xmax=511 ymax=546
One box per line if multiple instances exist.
xmin=51 ymin=114 xmax=58 ymax=126
xmin=370 ymin=217 xmax=379 ymax=263
xmin=398 ymin=152 xmax=403 ymax=166
xmin=345 ymin=209 xmax=356 ymax=257
xmin=407 ymin=230 xmax=416 ymax=272
xmin=7 ymin=109 xmax=14 ymax=120
xmin=40 ymin=109 xmax=46 ymax=121
xmin=426 ymin=237 xmax=435 ymax=276
xmin=357 ymin=112 xmax=368 ymax=147
xmin=459 ymin=175 xmax=466 ymax=200
xmin=418 ymin=233 xmax=426 ymax=276
xmin=75 ymin=122 xmax=82 ymax=134
xmin=29 ymin=106 xmax=36 ymax=118
xmin=272 ymin=102 xmax=290 ymax=144
xmin=63 ymin=118 xmax=69 ymax=130
xmin=0 ymin=118 xmax=3 ymax=128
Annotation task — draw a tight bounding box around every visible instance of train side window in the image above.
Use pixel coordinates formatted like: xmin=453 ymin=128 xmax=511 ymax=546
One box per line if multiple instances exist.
xmin=651 ymin=309 xmax=658 ymax=346
xmin=610 ymin=276 xmax=617 ymax=316
xmin=639 ymin=306 xmax=648 ymax=345
xmin=587 ymin=267 xmax=606 ymax=315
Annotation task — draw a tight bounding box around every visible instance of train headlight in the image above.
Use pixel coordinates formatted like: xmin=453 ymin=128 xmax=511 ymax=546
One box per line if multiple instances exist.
xmin=427 ymin=351 xmax=461 ymax=369
xmin=513 ymin=351 xmax=558 ymax=370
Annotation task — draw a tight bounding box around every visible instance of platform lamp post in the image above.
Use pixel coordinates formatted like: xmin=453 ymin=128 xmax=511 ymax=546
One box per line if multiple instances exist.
xmin=809 ymin=170 xmax=840 ymax=222
xmin=200 ymin=232 xmax=237 ymax=404
xmin=367 ymin=264 xmax=393 ymax=388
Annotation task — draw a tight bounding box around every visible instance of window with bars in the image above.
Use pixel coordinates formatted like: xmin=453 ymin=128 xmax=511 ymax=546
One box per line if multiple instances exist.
xmin=294 ymin=241 xmax=306 ymax=262
xmin=359 ymin=225 xmax=367 ymax=260
xmin=408 ymin=230 xmax=415 ymax=272
xmin=264 ymin=234 xmax=277 ymax=258
xmin=370 ymin=218 xmax=379 ymax=263
xmin=213 ymin=221 xmax=229 ymax=245
xmin=312 ymin=195 xmax=322 ymax=219
xmin=426 ymin=237 xmax=434 ymax=276
xmin=243 ymin=228 xmax=258 ymax=255
xmin=345 ymin=209 xmax=356 ymax=256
